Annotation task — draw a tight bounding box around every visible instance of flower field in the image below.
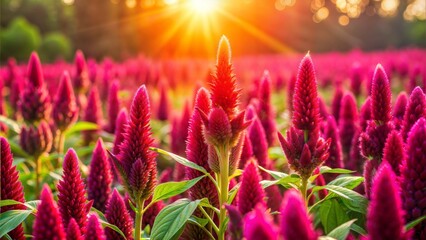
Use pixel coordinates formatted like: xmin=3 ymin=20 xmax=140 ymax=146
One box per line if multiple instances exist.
xmin=1 ymin=36 xmax=426 ymax=240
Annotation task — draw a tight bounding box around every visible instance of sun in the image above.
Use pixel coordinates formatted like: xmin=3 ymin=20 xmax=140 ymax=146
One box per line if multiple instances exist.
xmin=188 ymin=0 xmax=219 ymax=14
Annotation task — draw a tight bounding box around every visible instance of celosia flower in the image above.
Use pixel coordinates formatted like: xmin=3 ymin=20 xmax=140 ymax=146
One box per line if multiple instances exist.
xmin=9 ymin=74 xmax=24 ymax=117
xmin=20 ymin=121 xmax=52 ymax=158
xmin=105 ymin=189 xmax=134 ymax=240
xmin=67 ymin=218 xmax=83 ymax=240
xmin=400 ymin=117 xmax=426 ymax=239
xmin=257 ymin=71 xmax=277 ymax=146
xmin=53 ymin=71 xmax=79 ymax=132
xmin=287 ymin=75 xmax=296 ymax=116
xmin=19 ymin=52 xmax=51 ymax=123
xmin=142 ymin=196 xmax=164 ymax=229
xmin=157 ymin=82 xmax=169 ymax=121
xmin=106 ymin=81 xmax=120 ymax=133
xmin=85 ymin=214 xmax=106 ymax=240
xmin=382 ymin=131 xmax=405 ymax=176
xmin=350 ymin=63 xmax=363 ymax=97
xmin=348 ymin=130 xmax=364 ymax=172
xmin=1 ymin=137 xmax=25 ymax=240
xmin=318 ymin=96 xmax=329 ymax=120
xmin=171 ymin=101 xmax=191 ymax=156
xmin=225 ymin=204 xmax=243 ymax=240
xmin=33 ymin=185 xmax=66 ymax=240
xmin=238 ymin=134 xmax=253 ymax=169
xmin=367 ymin=162 xmax=410 ymax=240
xmin=83 ymin=87 xmax=103 ymax=145
xmin=359 ymin=97 xmax=371 ymax=131
xmin=88 ymin=138 xmax=113 ymax=212
xmin=280 ymin=189 xmax=317 ymax=240
xmin=0 ymin=80 xmax=7 ymax=133
xmin=331 ymin=85 xmax=343 ymax=122
xmin=392 ymin=92 xmax=408 ymax=131
xmin=237 ymin=159 xmax=266 ymax=215
xmin=249 ymin=117 xmax=271 ymax=173
xmin=73 ymin=50 xmax=90 ymax=94
xmin=57 ymin=149 xmax=91 ymax=233
xmin=114 ymin=85 xmax=157 ymax=204
xmin=370 ymin=64 xmax=392 ymax=125
xmin=265 ymin=184 xmax=282 ymax=213
xmin=323 ymin=116 xmax=343 ymax=169
xmin=339 ymin=93 xmax=359 ymax=158
xmin=243 ymin=204 xmax=278 ymax=240
xmin=401 ymin=87 xmax=426 ymax=141
xmin=363 ymin=158 xmax=379 ymax=199
xmin=360 ymin=121 xmax=394 ymax=160
xmin=113 ymin=108 xmax=128 ymax=155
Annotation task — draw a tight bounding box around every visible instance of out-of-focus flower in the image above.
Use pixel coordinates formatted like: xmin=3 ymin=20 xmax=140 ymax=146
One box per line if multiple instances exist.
xmin=243 ymin=204 xmax=278 ymax=240
xmin=53 ymin=71 xmax=79 ymax=132
xmin=237 ymin=159 xmax=266 ymax=215
xmin=85 ymin=214 xmax=106 ymax=240
xmin=66 ymin=218 xmax=83 ymax=240
xmin=20 ymin=121 xmax=52 ymax=158
xmin=392 ymin=92 xmax=408 ymax=131
xmin=106 ymin=81 xmax=120 ymax=133
xmin=401 ymin=87 xmax=426 ymax=141
xmin=83 ymin=87 xmax=103 ymax=145
xmin=105 ymin=189 xmax=134 ymax=240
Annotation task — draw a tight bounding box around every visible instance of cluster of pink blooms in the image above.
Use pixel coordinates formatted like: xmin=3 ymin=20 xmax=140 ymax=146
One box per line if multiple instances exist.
xmin=1 ymin=38 xmax=426 ymax=240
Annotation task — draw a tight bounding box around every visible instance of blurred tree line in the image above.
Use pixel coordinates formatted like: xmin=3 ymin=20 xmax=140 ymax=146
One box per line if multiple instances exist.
xmin=1 ymin=0 xmax=425 ymax=62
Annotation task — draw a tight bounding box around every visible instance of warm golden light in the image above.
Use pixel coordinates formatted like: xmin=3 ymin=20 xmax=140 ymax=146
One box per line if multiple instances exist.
xmin=189 ymin=0 xmax=219 ymax=14
xmin=338 ymin=15 xmax=350 ymax=25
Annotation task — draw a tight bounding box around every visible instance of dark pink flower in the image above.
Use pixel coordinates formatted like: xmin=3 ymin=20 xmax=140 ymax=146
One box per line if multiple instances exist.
xmin=66 ymin=218 xmax=83 ymax=240
xmin=88 ymin=138 xmax=113 ymax=212
xmin=243 ymin=204 xmax=278 ymax=240
xmin=53 ymin=71 xmax=79 ymax=132
xmin=83 ymin=87 xmax=103 ymax=145
xmin=57 ymin=149 xmax=90 ymax=233
xmin=350 ymin=63 xmax=363 ymax=97
xmin=339 ymin=93 xmax=359 ymax=158
xmin=9 ymin=73 xmax=24 ymax=117
xmin=0 ymin=137 xmax=25 ymax=240
xmin=85 ymin=214 xmax=106 ymax=240
xmin=157 ymin=82 xmax=169 ymax=121
xmin=280 ymin=189 xmax=317 ymax=240
xmin=400 ymin=118 xmax=426 ymax=239
xmin=360 ymin=121 xmax=394 ymax=160
xmin=238 ymin=159 xmax=266 ymax=215
xmin=370 ymin=64 xmax=392 ymax=125
xmin=105 ymin=189 xmax=134 ymax=240
xmin=238 ymin=134 xmax=253 ymax=169
xmin=331 ymin=85 xmax=343 ymax=122
xmin=359 ymin=97 xmax=371 ymax=131
xmin=171 ymin=101 xmax=191 ymax=157
xmin=367 ymin=162 xmax=409 ymax=240
xmin=363 ymin=158 xmax=379 ymax=199
xmin=73 ymin=50 xmax=90 ymax=94
xmin=392 ymin=92 xmax=408 ymax=131
xmin=382 ymin=131 xmax=405 ymax=176
xmin=323 ymin=116 xmax=343 ymax=169
xmin=287 ymin=75 xmax=296 ymax=117
xmin=348 ymin=130 xmax=364 ymax=172
xmin=106 ymin=81 xmax=120 ymax=133
xmin=257 ymin=71 xmax=277 ymax=146
xmin=401 ymin=87 xmax=426 ymax=141
xmin=20 ymin=120 xmax=53 ymax=158
xmin=113 ymin=108 xmax=128 ymax=155
xmin=248 ymin=116 xmax=271 ymax=173
xmin=33 ymin=185 xmax=66 ymax=240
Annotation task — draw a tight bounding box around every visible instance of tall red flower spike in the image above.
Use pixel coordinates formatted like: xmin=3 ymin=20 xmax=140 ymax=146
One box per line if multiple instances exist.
xmin=363 ymin=158 xmax=380 ymax=199
xmin=88 ymin=138 xmax=113 ymax=212
xmin=339 ymin=93 xmax=359 ymax=159
xmin=371 ymin=64 xmax=392 ymax=125
xmin=105 ymin=189 xmax=134 ymax=240
xmin=367 ymin=162 xmax=410 ymax=240
xmin=83 ymin=87 xmax=103 ymax=145
xmin=348 ymin=129 xmax=363 ymax=172
xmin=400 ymin=118 xmax=426 ymax=239
xmin=20 ymin=120 xmax=53 ymax=158
xmin=33 ymin=185 xmax=66 ymax=240
xmin=257 ymin=71 xmax=277 ymax=146
xmin=73 ymin=50 xmax=90 ymax=94
xmin=248 ymin=116 xmax=271 ymax=174
xmin=382 ymin=131 xmax=405 ymax=176
xmin=287 ymin=75 xmax=297 ymax=117
xmin=238 ymin=134 xmax=253 ymax=170
xmin=115 ymin=85 xmax=157 ymax=204
xmin=9 ymin=73 xmax=24 ymax=117
xmin=359 ymin=97 xmax=371 ymax=131
xmin=401 ymin=87 xmax=426 ymax=141
xmin=20 ymin=52 xmax=51 ymax=123
xmin=237 ymin=159 xmax=266 ymax=215
xmin=172 ymin=102 xmax=191 ymax=182
xmin=392 ymin=92 xmax=408 ymax=131
xmin=331 ymin=85 xmax=344 ymax=123
xmin=360 ymin=120 xmax=394 ymax=160
xmin=278 ymin=54 xmax=330 ymax=179
xmin=106 ymin=81 xmax=120 ymax=133
xmin=113 ymin=108 xmax=128 ymax=155
xmin=66 ymin=218 xmax=83 ymax=240
xmin=324 ymin=116 xmax=343 ymax=169
xmin=53 ymin=71 xmax=79 ymax=132
xmin=157 ymin=82 xmax=169 ymax=121
xmin=280 ymin=189 xmax=317 ymax=240
xmin=350 ymin=63 xmax=363 ymax=97
xmin=243 ymin=204 xmax=278 ymax=240
xmin=186 ymin=88 xmax=218 ymax=207
xmin=57 ymin=148 xmax=90 ymax=234
xmin=1 ymin=137 xmax=26 ymax=240
xmin=0 ymin=79 xmax=7 ymax=133
xmin=85 ymin=214 xmax=106 ymax=240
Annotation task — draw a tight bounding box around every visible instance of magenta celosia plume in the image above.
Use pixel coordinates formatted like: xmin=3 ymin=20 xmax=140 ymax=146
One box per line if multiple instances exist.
xmin=73 ymin=50 xmax=90 ymax=94
xmin=239 ymin=134 xmax=253 ymax=169
xmin=105 ymin=189 xmax=134 ymax=240
xmin=1 ymin=137 xmax=26 ymax=240
xmin=382 ymin=131 xmax=405 ymax=175
xmin=157 ymin=82 xmax=169 ymax=121
xmin=401 ymin=87 xmax=426 ymax=141
xmin=323 ymin=116 xmax=343 ymax=169
xmin=106 ymin=81 xmax=120 ymax=133
xmin=57 ymin=148 xmax=91 ymax=234
xmin=83 ymin=87 xmax=103 ymax=145
xmin=359 ymin=97 xmax=371 ymax=131
xmin=66 ymin=218 xmax=83 ymax=240
xmin=243 ymin=204 xmax=278 ymax=240
xmin=371 ymin=64 xmax=392 ymax=124
xmin=85 ymin=214 xmax=106 ymax=240
xmin=287 ymin=75 xmax=296 ymax=116
xmin=400 ymin=117 xmax=426 ymax=239
xmin=33 ymin=185 xmax=66 ymax=240
xmin=53 ymin=71 xmax=79 ymax=132
xmin=331 ymin=85 xmax=343 ymax=122
xmin=237 ymin=159 xmax=266 ymax=215
xmin=367 ymin=162 xmax=409 ymax=240
xmin=363 ymin=158 xmax=379 ymax=199
xmin=257 ymin=71 xmax=277 ymax=146
xmin=350 ymin=63 xmax=363 ymax=97
xmin=88 ymin=138 xmax=113 ymax=212
xmin=115 ymin=85 xmax=157 ymax=204
xmin=9 ymin=73 xmax=24 ymax=117
xmin=280 ymin=189 xmax=318 ymax=240
xmin=113 ymin=108 xmax=128 ymax=155
xmin=249 ymin=116 xmax=271 ymax=173
xmin=339 ymin=93 xmax=359 ymax=159
xmin=20 ymin=120 xmax=53 ymax=158
xmin=392 ymin=92 xmax=408 ymax=131
xmin=19 ymin=52 xmax=51 ymax=123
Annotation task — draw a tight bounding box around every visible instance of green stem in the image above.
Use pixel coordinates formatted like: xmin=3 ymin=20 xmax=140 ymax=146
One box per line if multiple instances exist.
xmin=198 ymin=206 xmax=219 ymax=234
xmin=56 ymin=130 xmax=65 ymax=168
xmin=218 ymin=146 xmax=229 ymax=240
xmin=300 ymin=177 xmax=308 ymax=206
xmin=134 ymin=200 xmax=145 ymax=240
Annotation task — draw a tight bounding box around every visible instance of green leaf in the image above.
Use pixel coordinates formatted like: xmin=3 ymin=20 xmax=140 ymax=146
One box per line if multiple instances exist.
xmin=406 ymin=215 xmax=426 ymax=230
xmin=228 ymin=183 xmax=240 ymax=204
xmin=327 ymin=219 xmax=357 ymax=240
xmin=350 ymin=223 xmax=367 ymax=235
xmin=258 ymin=165 xmax=288 ymax=180
xmin=90 ymin=207 xmax=107 ymax=221
xmin=98 ymin=219 xmax=127 ymax=239
xmin=150 ymin=147 xmax=207 ymax=174
xmin=328 ymin=176 xmax=364 ymax=190
xmin=65 ymin=121 xmax=98 ymax=136
xmin=268 ymin=146 xmax=285 ymax=159
xmin=151 ymin=198 xmax=203 ymax=240
xmin=188 ymin=216 xmax=209 ymax=227
xmin=8 ymin=141 xmax=30 ymax=158
xmin=152 ymin=175 xmax=205 ymax=202
xmin=319 ymin=166 xmax=354 ymax=174
xmin=0 ymin=210 xmax=32 ymax=238
xmin=314 ymin=185 xmax=368 ymax=213
xmin=0 ymin=115 xmax=21 ymax=134
xmin=0 ymin=199 xmax=22 ymax=208
xmin=24 ymin=200 xmax=40 ymax=210
xmin=261 ymin=174 xmax=301 ymax=189
xmin=319 ymin=199 xmax=350 ymax=234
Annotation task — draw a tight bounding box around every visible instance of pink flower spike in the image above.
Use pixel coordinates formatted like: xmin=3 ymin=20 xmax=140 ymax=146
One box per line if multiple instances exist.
xmin=106 ymin=81 xmax=120 ymax=133
xmin=85 ymin=214 xmax=106 ymax=240
xmin=237 ymin=159 xmax=266 ymax=215
xmin=53 ymin=71 xmax=79 ymax=132
xmin=392 ymin=92 xmax=408 ymax=131
xmin=105 ymin=189 xmax=134 ymax=240
xmin=339 ymin=93 xmax=359 ymax=158
xmin=324 ymin=116 xmax=343 ymax=169
xmin=113 ymin=108 xmax=128 ymax=155
xmin=27 ymin=52 xmax=44 ymax=88
xmin=371 ymin=64 xmax=392 ymax=124
xmin=243 ymin=204 xmax=278 ymax=240
xmin=83 ymin=87 xmax=103 ymax=145
xmin=73 ymin=50 xmax=90 ymax=94
xmin=157 ymin=82 xmax=169 ymax=121
xmin=66 ymin=218 xmax=83 ymax=240
xmin=401 ymin=87 xmax=426 ymax=141
xmin=382 ymin=131 xmax=405 ymax=176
